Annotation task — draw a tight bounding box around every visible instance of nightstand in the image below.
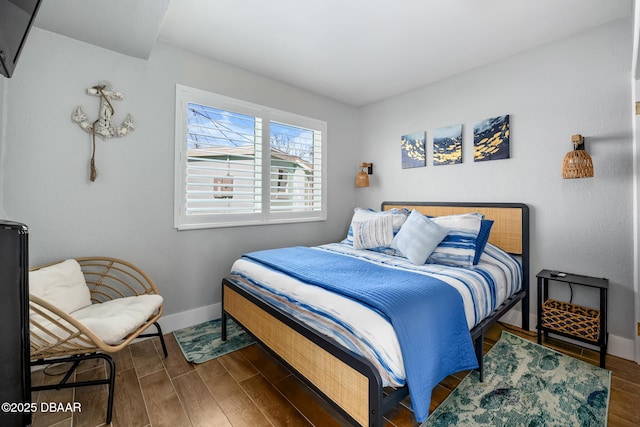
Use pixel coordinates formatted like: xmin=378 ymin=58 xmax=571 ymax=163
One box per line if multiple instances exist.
xmin=536 ymin=269 xmax=608 ymax=368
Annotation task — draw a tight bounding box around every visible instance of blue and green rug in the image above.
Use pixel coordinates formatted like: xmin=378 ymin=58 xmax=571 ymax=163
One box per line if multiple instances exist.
xmin=173 ymin=318 xmax=255 ymax=364
xmin=423 ymin=331 xmax=611 ymax=426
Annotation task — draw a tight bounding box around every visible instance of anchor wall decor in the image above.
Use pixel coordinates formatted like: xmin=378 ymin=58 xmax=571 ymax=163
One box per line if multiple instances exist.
xmin=72 ymin=81 xmax=135 ymax=181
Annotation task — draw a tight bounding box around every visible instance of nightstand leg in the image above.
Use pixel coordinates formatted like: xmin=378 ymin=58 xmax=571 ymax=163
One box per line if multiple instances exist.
xmin=599 ymin=288 xmax=607 ymax=368
xmin=537 ymin=277 xmax=543 ymax=345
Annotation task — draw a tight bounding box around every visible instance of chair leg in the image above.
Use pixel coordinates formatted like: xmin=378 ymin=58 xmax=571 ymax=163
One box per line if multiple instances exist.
xmin=104 ymin=354 xmax=115 ymax=424
xmin=58 ymin=359 xmax=82 ymax=385
xmin=155 ymin=322 xmax=168 ymax=358
xmin=137 ymin=321 xmax=168 ymax=357
xmin=31 ymin=353 xmax=116 ymax=425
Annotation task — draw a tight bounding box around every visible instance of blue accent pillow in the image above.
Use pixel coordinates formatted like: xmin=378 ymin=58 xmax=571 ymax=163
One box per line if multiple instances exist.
xmin=391 ymin=210 xmax=448 ymax=265
xmin=427 ymin=213 xmax=483 ymax=267
xmin=474 ymin=219 xmax=494 ymax=264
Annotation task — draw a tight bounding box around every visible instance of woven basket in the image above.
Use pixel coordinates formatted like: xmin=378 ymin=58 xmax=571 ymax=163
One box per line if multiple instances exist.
xmin=541 ymin=299 xmax=600 ymax=342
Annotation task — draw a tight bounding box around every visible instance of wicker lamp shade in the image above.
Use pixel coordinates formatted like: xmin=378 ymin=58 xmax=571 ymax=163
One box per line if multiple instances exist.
xmin=355 ymin=170 xmax=369 ymax=187
xmin=562 ymin=134 xmax=594 ymax=179
xmin=355 ymin=162 xmax=372 ymax=187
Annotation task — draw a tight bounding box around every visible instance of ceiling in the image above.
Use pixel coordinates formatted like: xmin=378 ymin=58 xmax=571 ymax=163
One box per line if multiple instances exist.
xmin=35 ymin=0 xmax=633 ymax=106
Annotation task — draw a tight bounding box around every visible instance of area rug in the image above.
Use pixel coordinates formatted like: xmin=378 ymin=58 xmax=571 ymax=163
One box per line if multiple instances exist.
xmin=422 ymin=331 xmax=611 ymax=427
xmin=173 ymin=318 xmax=255 ymax=364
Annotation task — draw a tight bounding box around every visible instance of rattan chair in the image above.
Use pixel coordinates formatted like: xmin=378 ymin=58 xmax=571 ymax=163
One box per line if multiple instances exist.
xmin=29 ymin=257 xmax=167 ymax=425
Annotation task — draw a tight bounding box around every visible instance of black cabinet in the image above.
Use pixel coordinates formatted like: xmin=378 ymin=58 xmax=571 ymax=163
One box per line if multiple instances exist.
xmin=536 ymin=269 xmax=608 ymax=368
xmin=0 ymin=220 xmax=31 ymax=426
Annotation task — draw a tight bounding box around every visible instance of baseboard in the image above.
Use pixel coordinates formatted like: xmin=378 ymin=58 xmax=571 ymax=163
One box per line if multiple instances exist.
xmin=158 ymin=303 xmax=221 ymax=333
xmin=499 ymin=310 xmax=636 ymax=362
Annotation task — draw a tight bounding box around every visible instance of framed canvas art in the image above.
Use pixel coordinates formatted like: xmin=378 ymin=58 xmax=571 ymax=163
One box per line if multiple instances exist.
xmin=401 ymin=131 xmax=426 ymax=169
xmin=473 ymin=115 xmax=510 ymax=162
xmin=433 ymin=124 xmax=462 ymax=166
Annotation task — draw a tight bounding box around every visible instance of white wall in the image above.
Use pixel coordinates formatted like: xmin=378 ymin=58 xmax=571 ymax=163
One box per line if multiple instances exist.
xmin=0 ymin=29 xmax=360 ymax=322
xmin=634 ymin=78 xmax=639 ymax=363
xmin=357 ymin=18 xmax=635 ymax=348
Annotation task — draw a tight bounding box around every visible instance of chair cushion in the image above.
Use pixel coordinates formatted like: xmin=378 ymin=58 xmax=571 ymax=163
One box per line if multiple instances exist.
xmin=71 ymin=294 xmax=163 ymax=344
xmin=29 ymin=259 xmax=91 ymax=314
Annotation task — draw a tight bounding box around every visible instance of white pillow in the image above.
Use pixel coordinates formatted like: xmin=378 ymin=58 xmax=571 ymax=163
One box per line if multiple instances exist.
xmin=391 ymin=210 xmax=448 ymax=265
xmin=352 ymin=215 xmax=394 ymax=249
xmin=29 ymin=259 xmax=91 ymax=314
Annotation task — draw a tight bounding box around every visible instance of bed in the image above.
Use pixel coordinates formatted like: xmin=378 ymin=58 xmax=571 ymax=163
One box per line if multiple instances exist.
xmin=221 ymin=201 xmax=529 ymax=426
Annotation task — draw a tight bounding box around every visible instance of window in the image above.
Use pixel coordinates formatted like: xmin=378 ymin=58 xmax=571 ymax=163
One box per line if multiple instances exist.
xmin=175 ymin=85 xmax=327 ymax=229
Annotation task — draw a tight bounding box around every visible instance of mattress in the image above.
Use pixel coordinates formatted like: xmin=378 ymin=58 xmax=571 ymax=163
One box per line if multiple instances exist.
xmin=228 ymin=241 xmax=521 ymax=387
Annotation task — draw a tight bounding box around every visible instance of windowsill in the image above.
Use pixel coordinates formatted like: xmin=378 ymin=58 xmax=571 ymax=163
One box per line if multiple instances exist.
xmin=175 ymin=215 xmax=327 ymax=230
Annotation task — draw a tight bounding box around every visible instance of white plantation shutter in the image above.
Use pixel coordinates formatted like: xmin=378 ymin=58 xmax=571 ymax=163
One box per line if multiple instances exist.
xmin=185 ymin=105 xmax=263 ymax=214
xmin=175 ymin=85 xmax=326 ymax=229
xmin=269 ymin=120 xmax=323 ymax=214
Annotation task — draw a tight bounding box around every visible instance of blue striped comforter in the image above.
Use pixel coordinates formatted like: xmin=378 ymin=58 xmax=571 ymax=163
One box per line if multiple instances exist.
xmin=228 ymin=242 xmax=521 ymax=422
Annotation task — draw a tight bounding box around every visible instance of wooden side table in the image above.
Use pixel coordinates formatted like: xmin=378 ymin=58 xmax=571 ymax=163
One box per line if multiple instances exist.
xmin=536 ymin=269 xmax=608 ymax=367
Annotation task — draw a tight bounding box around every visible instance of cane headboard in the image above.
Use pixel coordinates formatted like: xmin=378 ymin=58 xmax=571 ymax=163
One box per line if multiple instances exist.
xmin=381 ymin=201 xmax=529 ymax=256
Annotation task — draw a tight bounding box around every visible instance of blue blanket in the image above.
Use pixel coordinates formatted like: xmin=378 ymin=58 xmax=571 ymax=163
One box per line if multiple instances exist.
xmin=243 ymin=246 xmax=478 ymax=422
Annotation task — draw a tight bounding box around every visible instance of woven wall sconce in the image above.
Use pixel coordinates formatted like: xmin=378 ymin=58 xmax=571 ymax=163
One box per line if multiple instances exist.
xmin=562 ymin=134 xmax=594 ymax=179
xmin=355 ymin=162 xmax=373 ymax=188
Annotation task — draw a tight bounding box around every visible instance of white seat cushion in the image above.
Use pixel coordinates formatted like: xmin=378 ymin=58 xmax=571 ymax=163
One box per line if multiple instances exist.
xmin=71 ymin=294 xmax=163 ymax=345
xmin=29 ymin=259 xmax=91 ymax=314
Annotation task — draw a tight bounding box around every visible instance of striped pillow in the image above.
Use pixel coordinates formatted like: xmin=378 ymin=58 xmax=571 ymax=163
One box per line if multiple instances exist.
xmin=352 ymin=215 xmax=394 ymax=249
xmin=342 ymin=208 xmax=409 ymax=253
xmin=427 ymin=213 xmax=483 ymax=267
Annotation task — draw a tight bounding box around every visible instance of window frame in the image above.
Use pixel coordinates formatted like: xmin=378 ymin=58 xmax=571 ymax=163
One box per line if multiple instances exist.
xmin=174 ymin=84 xmax=327 ymax=230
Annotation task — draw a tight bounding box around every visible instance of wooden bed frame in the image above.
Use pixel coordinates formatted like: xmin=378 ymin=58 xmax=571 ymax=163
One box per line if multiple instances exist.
xmin=222 ymin=202 xmax=529 ymax=426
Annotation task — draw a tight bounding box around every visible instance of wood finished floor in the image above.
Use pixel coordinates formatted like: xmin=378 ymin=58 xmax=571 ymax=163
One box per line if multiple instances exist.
xmin=30 ymin=322 xmax=640 ymax=427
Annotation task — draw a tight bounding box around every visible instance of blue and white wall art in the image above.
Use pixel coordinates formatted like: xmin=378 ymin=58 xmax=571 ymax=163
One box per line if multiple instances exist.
xmin=401 ymin=131 xmax=426 ymax=168
xmin=433 ymin=124 xmax=462 ymax=166
xmin=473 ymin=115 xmax=510 ymax=162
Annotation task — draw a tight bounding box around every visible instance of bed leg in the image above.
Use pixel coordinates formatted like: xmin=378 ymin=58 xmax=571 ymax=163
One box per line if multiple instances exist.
xmin=521 ymin=294 xmax=530 ymax=331
xmin=221 ymin=311 xmax=228 ymax=341
xmin=475 ymin=333 xmax=484 ymax=382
